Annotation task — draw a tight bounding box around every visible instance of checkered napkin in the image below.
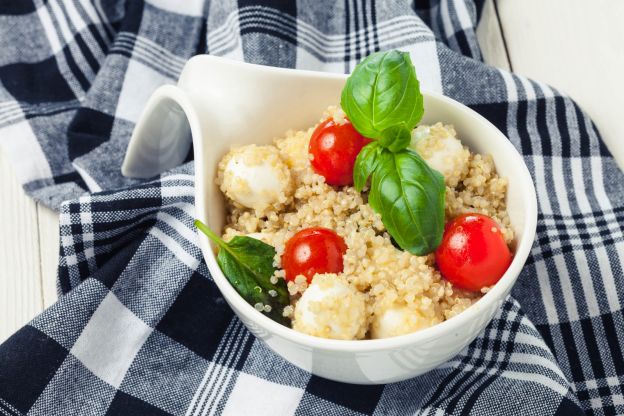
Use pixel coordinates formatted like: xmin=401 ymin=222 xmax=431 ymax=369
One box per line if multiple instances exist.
xmin=0 ymin=1 xmax=622 ymax=415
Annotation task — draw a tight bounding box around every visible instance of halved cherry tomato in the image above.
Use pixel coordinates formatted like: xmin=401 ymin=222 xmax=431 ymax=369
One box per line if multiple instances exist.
xmin=435 ymin=213 xmax=512 ymax=292
xmin=282 ymin=227 xmax=347 ymax=282
xmin=309 ymin=118 xmax=371 ymax=186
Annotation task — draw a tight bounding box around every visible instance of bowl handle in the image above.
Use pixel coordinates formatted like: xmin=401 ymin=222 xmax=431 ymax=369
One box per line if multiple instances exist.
xmin=121 ymin=85 xmax=196 ymax=179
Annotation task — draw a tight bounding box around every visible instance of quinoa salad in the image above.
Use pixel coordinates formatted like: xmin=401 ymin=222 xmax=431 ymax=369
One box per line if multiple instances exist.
xmin=196 ymin=50 xmax=514 ymax=340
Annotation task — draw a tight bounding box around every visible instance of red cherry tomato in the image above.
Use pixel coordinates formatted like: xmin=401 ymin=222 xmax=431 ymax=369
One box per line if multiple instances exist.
xmin=282 ymin=227 xmax=347 ymax=282
xmin=435 ymin=213 xmax=512 ymax=292
xmin=309 ymin=118 xmax=371 ymax=186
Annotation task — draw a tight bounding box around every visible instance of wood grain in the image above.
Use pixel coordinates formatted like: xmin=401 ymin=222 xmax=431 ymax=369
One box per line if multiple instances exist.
xmin=477 ymin=0 xmax=511 ymax=71
xmin=496 ymin=0 xmax=624 ymax=168
xmin=0 ymin=148 xmax=43 ymax=343
xmin=38 ymin=204 xmax=59 ymax=308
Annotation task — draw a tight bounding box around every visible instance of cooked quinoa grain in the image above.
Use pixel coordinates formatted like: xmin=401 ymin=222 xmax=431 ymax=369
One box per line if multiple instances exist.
xmin=219 ymin=107 xmax=513 ymax=340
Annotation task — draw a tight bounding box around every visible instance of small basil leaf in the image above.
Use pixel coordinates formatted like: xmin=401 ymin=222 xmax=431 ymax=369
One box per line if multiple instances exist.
xmin=353 ymin=141 xmax=382 ymax=192
xmin=367 ymin=149 xmax=445 ymax=255
xmin=378 ymin=124 xmax=412 ymax=152
xmin=341 ymin=50 xmax=424 ymax=146
xmin=195 ymin=220 xmax=290 ymax=326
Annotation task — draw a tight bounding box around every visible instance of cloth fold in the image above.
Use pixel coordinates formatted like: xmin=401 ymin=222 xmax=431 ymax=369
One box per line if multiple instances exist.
xmin=0 ymin=1 xmax=622 ymax=415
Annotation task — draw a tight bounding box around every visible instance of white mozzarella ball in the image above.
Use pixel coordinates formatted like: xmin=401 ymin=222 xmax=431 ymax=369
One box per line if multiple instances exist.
xmin=293 ymin=274 xmax=367 ymax=340
xmin=218 ymin=145 xmax=293 ymax=213
xmin=410 ymin=124 xmax=470 ymax=187
xmin=370 ymin=304 xmax=435 ymax=339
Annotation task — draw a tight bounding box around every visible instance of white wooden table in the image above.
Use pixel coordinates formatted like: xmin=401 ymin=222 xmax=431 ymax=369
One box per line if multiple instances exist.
xmin=2 ymin=0 xmax=624 ymax=343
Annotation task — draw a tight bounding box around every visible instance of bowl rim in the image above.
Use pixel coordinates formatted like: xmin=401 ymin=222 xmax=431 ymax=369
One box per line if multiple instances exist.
xmin=191 ymin=57 xmax=538 ymax=352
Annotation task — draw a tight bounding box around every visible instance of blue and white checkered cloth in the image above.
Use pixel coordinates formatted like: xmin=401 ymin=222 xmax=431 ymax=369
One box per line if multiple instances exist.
xmin=0 ymin=1 xmax=622 ymax=415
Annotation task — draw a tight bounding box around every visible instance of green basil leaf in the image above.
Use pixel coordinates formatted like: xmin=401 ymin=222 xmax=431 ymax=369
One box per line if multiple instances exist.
xmin=353 ymin=141 xmax=382 ymax=192
xmin=195 ymin=220 xmax=290 ymax=326
xmin=341 ymin=50 xmax=424 ymax=150
xmin=367 ymin=149 xmax=445 ymax=255
xmin=378 ymin=124 xmax=412 ymax=152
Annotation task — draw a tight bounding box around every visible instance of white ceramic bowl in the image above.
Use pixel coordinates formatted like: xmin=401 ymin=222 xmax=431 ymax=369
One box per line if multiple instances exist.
xmin=122 ymin=55 xmax=537 ymax=384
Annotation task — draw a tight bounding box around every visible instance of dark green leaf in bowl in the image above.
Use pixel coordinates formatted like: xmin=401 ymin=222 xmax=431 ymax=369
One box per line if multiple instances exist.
xmin=195 ymin=220 xmax=290 ymax=326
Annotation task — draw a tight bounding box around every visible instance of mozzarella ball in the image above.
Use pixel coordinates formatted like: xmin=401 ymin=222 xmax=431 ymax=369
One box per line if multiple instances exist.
xmin=370 ymin=304 xmax=439 ymax=339
xmin=217 ymin=145 xmax=293 ymax=214
xmin=410 ymin=123 xmax=470 ymax=187
xmin=293 ymin=274 xmax=367 ymax=340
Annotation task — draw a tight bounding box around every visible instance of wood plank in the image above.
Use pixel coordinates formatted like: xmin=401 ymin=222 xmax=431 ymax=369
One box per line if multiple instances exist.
xmin=496 ymin=0 xmax=624 ymax=168
xmin=38 ymin=204 xmax=59 ymax=308
xmin=0 ymin=148 xmax=43 ymax=343
xmin=476 ymin=0 xmax=511 ymax=71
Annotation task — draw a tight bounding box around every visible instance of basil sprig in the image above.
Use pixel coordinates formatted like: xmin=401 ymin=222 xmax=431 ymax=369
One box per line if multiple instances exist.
xmin=343 ymin=50 xmax=446 ymax=255
xmin=341 ymin=50 xmax=423 ymax=150
xmin=195 ymin=220 xmax=290 ymax=326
